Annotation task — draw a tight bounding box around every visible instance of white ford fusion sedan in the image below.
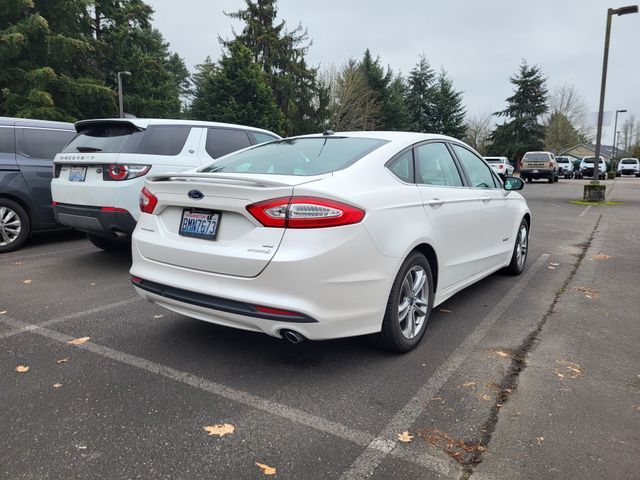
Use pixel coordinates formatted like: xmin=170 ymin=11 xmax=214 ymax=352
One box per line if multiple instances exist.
xmin=130 ymin=132 xmax=530 ymax=352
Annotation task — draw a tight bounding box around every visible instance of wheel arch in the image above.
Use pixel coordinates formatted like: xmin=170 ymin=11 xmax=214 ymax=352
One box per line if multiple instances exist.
xmin=0 ymin=193 xmax=34 ymax=232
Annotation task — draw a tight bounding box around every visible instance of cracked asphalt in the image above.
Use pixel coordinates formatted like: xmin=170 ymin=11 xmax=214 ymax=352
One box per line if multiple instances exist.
xmin=1 ymin=177 xmax=637 ymax=479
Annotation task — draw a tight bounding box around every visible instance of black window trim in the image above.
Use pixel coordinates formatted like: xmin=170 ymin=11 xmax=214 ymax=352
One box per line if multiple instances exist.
xmin=247 ymin=130 xmax=280 ymax=145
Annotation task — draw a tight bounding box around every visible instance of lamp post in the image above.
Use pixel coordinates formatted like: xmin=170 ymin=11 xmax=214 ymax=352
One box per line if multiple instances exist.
xmin=612 ymin=109 xmax=627 ymax=164
xmin=117 ymin=71 xmax=131 ymax=118
xmin=591 ymin=6 xmax=638 ymax=185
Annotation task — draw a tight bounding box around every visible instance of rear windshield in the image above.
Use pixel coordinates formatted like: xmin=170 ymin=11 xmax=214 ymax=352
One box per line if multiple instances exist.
xmin=556 ymin=158 xmax=570 ymax=163
xmin=523 ymin=153 xmax=550 ymax=161
xmin=200 ymin=137 xmax=388 ymax=176
xmin=583 ymin=157 xmax=604 ymax=163
xmin=621 ymin=159 xmax=638 ymax=164
xmin=62 ymin=124 xmax=191 ymax=156
xmin=485 ymin=158 xmax=501 ymax=163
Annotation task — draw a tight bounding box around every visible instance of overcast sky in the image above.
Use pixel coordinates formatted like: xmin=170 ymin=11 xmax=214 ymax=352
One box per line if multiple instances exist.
xmin=147 ymin=0 xmax=640 ymax=144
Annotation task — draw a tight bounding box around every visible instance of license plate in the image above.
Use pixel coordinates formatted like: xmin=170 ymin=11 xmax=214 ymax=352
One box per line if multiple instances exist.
xmin=532 ymin=169 xmax=539 ymax=173
xmin=179 ymin=209 xmax=221 ymax=240
xmin=69 ymin=166 xmax=87 ymax=182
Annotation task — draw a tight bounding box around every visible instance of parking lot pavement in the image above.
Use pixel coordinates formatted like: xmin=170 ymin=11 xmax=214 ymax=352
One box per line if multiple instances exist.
xmin=1 ymin=178 xmax=635 ymax=479
xmin=474 ymin=178 xmax=640 ymax=480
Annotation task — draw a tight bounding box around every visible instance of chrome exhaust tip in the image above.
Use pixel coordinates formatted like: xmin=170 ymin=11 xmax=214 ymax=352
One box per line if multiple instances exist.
xmin=281 ymin=329 xmax=306 ymax=344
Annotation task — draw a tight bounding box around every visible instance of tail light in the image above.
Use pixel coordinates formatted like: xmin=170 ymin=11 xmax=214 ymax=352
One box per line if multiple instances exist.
xmin=247 ymin=196 xmax=365 ymax=228
xmin=104 ymin=164 xmax=150 ymax=181
xmin=139 ymin=187 xmax=158 ymax=214
xmin=498 ymin=164 xmax=504 ymax=169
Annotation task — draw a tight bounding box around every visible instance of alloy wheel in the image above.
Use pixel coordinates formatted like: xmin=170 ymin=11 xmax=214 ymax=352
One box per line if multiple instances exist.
xmin=516 ymin=224 xmax=528 ymax=268
xmin=397 ymin=266 xmax=429 ymax=339
xmin=0 ymin=206 xmax=21 ymax=247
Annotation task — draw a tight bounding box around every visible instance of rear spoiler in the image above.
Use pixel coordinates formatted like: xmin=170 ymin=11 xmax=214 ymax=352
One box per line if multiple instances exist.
xmin=147 ymin=172 xmax=296 ymax=188
xmin=74 ymin=119 xmax=146 ymax=133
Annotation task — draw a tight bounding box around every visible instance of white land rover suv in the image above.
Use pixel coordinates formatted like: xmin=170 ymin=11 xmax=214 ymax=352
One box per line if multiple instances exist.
xmin=51 ymin=119 xmax=279 ymax=250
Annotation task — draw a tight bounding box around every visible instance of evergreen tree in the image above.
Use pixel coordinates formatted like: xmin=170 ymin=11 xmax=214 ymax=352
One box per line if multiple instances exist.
xmin=406 ymin=56 xmax=437 ymax=132
xmin=189 ymin=42 xmax=282 ymax=132
xmin=384 ymin=75 xmax=411 ymax=131
xmin=92 ymin=0 xmax=189 ymax=118
xmin=0 ymin=0 xmax=115 ymax=120
xmin=431 ymin=70 xmax=466 ymax=138
xmin=488 ymin=61 xmax=548 ymax=161
xmin=545 ymin=112 xmax=585 ymax=153
xmin=222 ymin=0 xmax=320 ymax=135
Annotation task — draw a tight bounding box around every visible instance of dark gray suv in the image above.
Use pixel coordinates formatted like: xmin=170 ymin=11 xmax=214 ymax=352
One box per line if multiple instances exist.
xmin=0 ymin=117 xmax=76 ymax=252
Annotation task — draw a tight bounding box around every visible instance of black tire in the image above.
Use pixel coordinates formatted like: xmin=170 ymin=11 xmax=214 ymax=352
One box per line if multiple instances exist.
xmin=87 ymin=233 xmax=130 ymax=252
xmin=548 ymin=175 xmax=553 ymax=184
xmin=503 ymin=218 xmax=529 ymax=276
xmin=0 ymin=198 xmax=31 ymax=253
xmin=554 ymin=175 xmax=559 ymax=182
xmin=526 ymin=177 xmax=532 ymax=183
xmin=371 ymin=252 xmax=434 ymax=353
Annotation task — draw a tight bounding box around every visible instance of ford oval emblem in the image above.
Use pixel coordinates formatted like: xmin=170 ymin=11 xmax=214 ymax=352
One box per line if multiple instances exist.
xmin=188 ymin=189 xmax=204 ymax=200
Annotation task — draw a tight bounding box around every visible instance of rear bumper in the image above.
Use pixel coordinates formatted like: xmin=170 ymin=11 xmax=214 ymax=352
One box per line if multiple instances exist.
xmin=53 ymin=203 xmax=136 ymax=238
xmin=520 ymin=168 xmax=553 ymax=178
xmin=130 ymin=224 xmax=399 ymax=341
xmin=618 ymin=169 xmax=638 ymax=175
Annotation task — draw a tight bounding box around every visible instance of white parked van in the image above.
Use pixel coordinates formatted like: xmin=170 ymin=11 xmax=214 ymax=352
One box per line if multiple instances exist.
xmin=51 ymin=119 xmax=279 ymax=250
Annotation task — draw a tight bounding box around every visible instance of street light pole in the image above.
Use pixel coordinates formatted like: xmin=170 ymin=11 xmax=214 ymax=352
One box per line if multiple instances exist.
xmin=592 ymin=6 xmax=638 ymax=183
xmin=117 ymin=71 xmax=132 ymax=118
xmin=612 ymin=109 xmax=627 ymax=165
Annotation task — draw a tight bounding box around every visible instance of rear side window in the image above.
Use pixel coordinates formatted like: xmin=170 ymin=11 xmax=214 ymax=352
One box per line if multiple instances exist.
xmin=452 ymin=144 xmax=498 ymax=188
xmin=0 ymin=127 xmax=14 ymax=154
xmin=17 ymin=128 xmax=75 ymax=159
xmin=252 ymin=132 xmax=279 ymax=145
xmin=415 ymin=143 xmax=463 ymax=187
xmin=206 ymin=128 xmax=252 ymax=158
xmin=387 ymin=149 xmax=414 ymax=183
xmin=132 ymin=125 xmax=191 ymax=156
xmin=63 ymin=124 xmax=143 ymax=154
xmin=201 ymin=137 xmax=388 ymax=176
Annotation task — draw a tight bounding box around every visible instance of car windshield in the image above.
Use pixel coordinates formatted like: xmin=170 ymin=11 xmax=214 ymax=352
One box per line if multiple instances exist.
xmin=200 ymin=137 xmax=388 ymax=176
xmin=523 ymin=153 xmax=550 ymax=161
xmin=621 ymin=159 xmax=637 ymax=164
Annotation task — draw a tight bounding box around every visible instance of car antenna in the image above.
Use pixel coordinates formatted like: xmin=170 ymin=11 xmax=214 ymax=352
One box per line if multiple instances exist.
xmin=323 ymin=129 xmax=335 ymax=136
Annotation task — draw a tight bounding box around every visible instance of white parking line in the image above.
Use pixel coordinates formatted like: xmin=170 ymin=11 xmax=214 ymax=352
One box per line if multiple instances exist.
xmin=339 ymin=253 xmax=550 ymax=480
xmin=0 ymin=245 xmax=95 ymax=263
xmin=0 ymin=313 xmax=451 ymax=476
xmin=0 ymin=297 xmax=141 ymax=340
xmin=579 ymin=205 xmax=592 ymax=217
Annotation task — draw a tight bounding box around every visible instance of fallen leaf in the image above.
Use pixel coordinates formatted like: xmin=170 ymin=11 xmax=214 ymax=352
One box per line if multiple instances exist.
xmin=439 ymin=308 xmax=452 ymax=313
xmin=153 ymin=314 xmax=164 ymax=319
xmin=255 ymin=462 xmax=276 ymax=475
xmin=14 ymin=261 xmax=23 ymax=265
xmin=481 ymin=394 xmax=492 ymax=401
xmin=477 ymin=445 xmax=488 ymax=452
xmin=536 ymin=436 xmax=545 ymax=445
xmin=550 ymin=262 xmax=559 ymax=266
xmin=56 ymin=358 xmax=69 ymax=364
xmin=488 ymin=349 xmax=510 ymax=358
xmin=203 ymin=423 xmax=235 ymax=437
xmin=555 ymin=359 xmax=584 ymax=379
xmin=89 ymin=282 xmax=96 ymax=287
xmin=67 ymin=336 xmax=90 ymax=346
xmin=22 ymin=279 xmax=32 ymax=285
xmin=418 ymin=427 xmax=486 ymax=464
xmin=633 ymin=405 xmax=640 ymax=412
xmin=53 ymin=383 xmax=62 ymax=388
xmin=15 ymin=365 xmax=30 ymax=373
xmin=547 ymin=266 xmax=556 ymax=270
xmin=397 ymin=431 xmax=414 ymax=443
xmin=592 ymin=253 xmax=614 ymax=260
xmin=0 ymin=310 xmax=7 ymax=315
xmin=461 ymin=382 xmax=476 ymax=388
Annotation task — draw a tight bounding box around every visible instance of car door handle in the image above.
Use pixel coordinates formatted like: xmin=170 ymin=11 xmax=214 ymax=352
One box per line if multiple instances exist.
xmin=427 ymin=198 xmax=445 ymax=207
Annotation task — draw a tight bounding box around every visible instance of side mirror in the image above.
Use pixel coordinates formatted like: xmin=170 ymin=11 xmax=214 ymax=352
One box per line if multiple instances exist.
xmin=504 ymin=176 xmax=524 ymax=191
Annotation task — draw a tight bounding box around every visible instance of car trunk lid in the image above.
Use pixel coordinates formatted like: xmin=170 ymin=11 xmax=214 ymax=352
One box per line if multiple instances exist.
xmin=136 ymin=172 xmax=328 ymax=277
